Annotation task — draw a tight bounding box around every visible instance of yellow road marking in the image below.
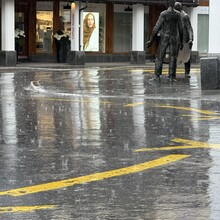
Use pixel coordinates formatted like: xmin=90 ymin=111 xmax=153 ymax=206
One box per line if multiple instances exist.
xmin=129 ymin=68 xmax=200 ymax=74
xmin=194 ymin=116 xmax=220 ymax=120
xmin=0 ymin=205 xmax=56 ymax=214
xmin=157 ymin=105 xmax=217 ymax=115
xmin=0 ymin=154 xmax=189 ymax=197
xmin=124 ymin=102 xmax=144 ymax=107
xmin=181 ymin=114 xmax=220 ymax=121
xmin=135 ymin=138 xmax=220 ymax=152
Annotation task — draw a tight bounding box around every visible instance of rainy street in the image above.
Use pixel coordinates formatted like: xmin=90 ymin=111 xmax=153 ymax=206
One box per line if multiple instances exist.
xmin=0 ymin=64 xmax=220 ymax=220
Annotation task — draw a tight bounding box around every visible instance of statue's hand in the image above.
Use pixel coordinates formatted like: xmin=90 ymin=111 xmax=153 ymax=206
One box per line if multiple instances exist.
xmin=188 ymin=40 xmax=193 ymax=49
xmin=146 ymin=40 xmax=152 ymax=48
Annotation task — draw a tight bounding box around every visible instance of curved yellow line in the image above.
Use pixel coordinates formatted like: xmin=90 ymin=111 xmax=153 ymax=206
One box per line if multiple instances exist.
xmin=156 ymin=105 xmax=217 ymax=115
xmin=135 ymin=138 xmax=220 ymax=152
xmin=0 ymin=154 xmax=189 ymax=197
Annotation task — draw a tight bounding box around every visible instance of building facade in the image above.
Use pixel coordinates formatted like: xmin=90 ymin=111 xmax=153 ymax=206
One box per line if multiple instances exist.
xmin=0 ymin=0 xmax=201 ymax=66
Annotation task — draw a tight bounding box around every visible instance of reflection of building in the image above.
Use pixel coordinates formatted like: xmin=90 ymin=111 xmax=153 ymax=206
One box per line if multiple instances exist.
xmin=0 ymin=0 xmax=208 ymax=66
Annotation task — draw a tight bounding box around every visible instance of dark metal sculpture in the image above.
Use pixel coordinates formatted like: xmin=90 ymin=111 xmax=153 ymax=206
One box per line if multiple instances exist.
xmin=174 ymin=1 xmax=194 ymax=78
xmin=146 ymin=0 xmax=183 ymax=81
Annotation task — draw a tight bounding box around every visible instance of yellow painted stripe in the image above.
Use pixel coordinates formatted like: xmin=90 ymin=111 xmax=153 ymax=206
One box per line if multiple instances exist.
xmin=0 ymin=154 xmax=189 ymax=197
xmin=124 ymin=102 xmax=144 ymax=107
xmin=0 ymin=205 xmax=56 ymax=214
xmin=135 ymin=138 xmax=220 ymax=152
xmin=157 ymin=105 xmax=217 ymax=115
xmin=135 ymin=145 xmax=195 ymax=152
xmin=173 ymin=114 xmax=220 ymax=121
xmin=192 ymin=116 xmax=220 ymax=121
xmin=129 ymin=68 xmax=200 ymax=74
xmin=172 ymin=138 xmax=220 ymax=148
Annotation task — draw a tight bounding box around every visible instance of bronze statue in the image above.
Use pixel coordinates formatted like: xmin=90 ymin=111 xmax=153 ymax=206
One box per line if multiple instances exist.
xmin=146 ymin=0 xmax=183 ymax=81
xmin=174 ymin=2 xmax=194 ymax=78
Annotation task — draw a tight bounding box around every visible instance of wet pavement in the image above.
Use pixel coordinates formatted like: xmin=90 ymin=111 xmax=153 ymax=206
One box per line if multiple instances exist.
xmin=0 ymin=62 xmax=220 ymax=219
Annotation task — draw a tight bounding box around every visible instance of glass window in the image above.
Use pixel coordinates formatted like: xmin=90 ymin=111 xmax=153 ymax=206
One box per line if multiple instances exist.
xmin=36 ymin=1 xmax=53 ymax=53
xmin=113 ymin=12 xmax=132 ymax=53
xmin=113 ymin=5 xmax=149 ymax=53
xmin=198 ymin=14 xmax=209 ymax=54
xmin=15 ymin=12 xmax=25 ymax=29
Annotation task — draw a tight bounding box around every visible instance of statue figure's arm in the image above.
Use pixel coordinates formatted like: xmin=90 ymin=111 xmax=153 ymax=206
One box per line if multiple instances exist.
xmin=184 ymin=15 xmax=194 ymax=48
xmin=178 ymin=14 xmax=183 ymax=49
xmin=146 ymin=14 xmax=164 ymax=48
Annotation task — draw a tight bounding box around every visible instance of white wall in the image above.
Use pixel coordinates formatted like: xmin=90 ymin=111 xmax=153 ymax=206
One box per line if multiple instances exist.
xmin=209 ymin=0 xmax=220 ymax=54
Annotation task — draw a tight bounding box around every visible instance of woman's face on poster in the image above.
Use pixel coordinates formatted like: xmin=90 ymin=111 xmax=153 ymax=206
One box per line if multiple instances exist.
xmin=87 ymin=14 xmax=95 ymax=28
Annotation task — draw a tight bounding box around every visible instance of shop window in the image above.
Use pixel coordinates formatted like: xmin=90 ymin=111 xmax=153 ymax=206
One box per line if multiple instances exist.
xmin=198 ymin=14 xmax=209 ymax=54
xmin=113 ymin=12 xmax=132 ymax=53
xmin=36 ymin=1 xmax=53 ymax=53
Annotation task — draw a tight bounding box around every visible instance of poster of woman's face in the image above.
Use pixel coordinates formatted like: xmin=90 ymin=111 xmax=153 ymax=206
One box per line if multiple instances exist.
xmin=83 ymin=12 xmax=99 ymax=51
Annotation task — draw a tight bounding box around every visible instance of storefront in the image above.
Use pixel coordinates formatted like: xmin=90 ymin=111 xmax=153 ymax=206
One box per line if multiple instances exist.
xmin=14 ymin=0 xmax=151 ymax=62
xmin=0 ymin=0 xmax=200 ymax=66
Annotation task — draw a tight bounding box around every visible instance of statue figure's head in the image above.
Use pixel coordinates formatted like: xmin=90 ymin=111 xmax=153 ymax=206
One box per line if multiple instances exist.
xmin=166 ymin=0 xmax=176 ymax=7
xmin=174 ymin=2 xmax=183 ymax=12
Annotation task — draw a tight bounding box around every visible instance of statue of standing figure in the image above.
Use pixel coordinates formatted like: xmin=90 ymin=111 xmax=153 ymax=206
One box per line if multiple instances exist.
xmin=146 ymin=0 xmax=183 ymax=81
xmin=174 ymin=2 xmax=194 ymax=78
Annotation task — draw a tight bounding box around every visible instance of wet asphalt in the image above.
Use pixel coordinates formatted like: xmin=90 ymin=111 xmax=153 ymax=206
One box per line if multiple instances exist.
xmin=0 ymin=62 xmax=220 ymax=220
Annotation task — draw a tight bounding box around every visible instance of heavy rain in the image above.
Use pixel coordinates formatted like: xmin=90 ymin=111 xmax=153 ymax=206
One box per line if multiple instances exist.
xmin=0 ymin=64 xmax=220 ymax=219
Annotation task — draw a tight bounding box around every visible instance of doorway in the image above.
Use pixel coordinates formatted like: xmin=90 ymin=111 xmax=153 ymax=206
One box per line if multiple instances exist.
xmin=36 ymin=1 xmax=53 ymax=54
xmin=15 ymin=7 xmax=29 ymax=57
